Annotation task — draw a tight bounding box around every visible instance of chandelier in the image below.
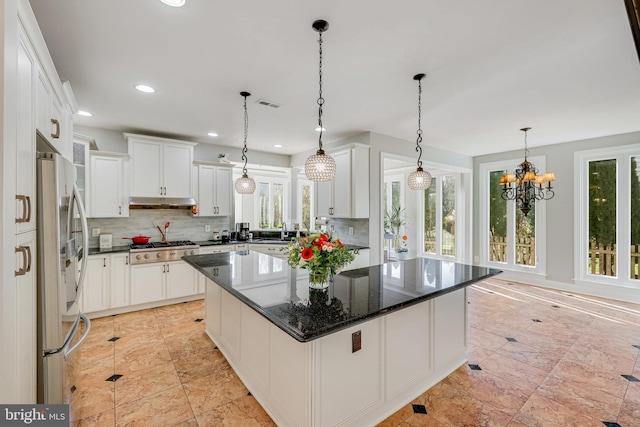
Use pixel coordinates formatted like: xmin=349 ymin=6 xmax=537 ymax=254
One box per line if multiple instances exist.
xmin=305 ymin=19 xmax=336 ymax=182
xmin=499 ymin=127 xmax=556 ymax=216
xmin=235 ymin=91 xmax=256 ymax=194
xmin=407 ymin=73 xmax=432 ymax=190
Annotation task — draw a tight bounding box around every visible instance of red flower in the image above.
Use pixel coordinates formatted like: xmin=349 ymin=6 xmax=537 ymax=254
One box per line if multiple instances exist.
xmin=319 ymin=234 xmax=329 ymax=242
xmin=337 ymin=240 xmax=344 ymax=247
xmin=301 ymin=247 xmax=314 ymax=260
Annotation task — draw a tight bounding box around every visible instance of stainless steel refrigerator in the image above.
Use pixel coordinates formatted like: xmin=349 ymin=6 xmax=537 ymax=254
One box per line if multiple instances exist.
xmin=36 ymin=151 xmax=91 ymax=405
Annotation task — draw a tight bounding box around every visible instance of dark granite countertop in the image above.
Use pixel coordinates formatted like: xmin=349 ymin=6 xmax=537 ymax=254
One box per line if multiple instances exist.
xmin=182 ymin=252 xmax=501 ymax=342
xmin=88 ymin=245 xmax=130 ymax=255
xmin=194 ymin=240 xmax=369 ymax=250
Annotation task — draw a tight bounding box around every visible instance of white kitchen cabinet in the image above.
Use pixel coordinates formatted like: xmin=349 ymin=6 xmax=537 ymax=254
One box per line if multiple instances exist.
xmin=315 ymin=144 xmax=369 ymax=218
xmin=130 ymin=260 xmax=197 ymax=305
xmin=16 ymin=27 xmax=37 ymax=235
xmin=35 ymin=68 xmax=73 ymax=161
xmin=166 ymin=260 xmax=198 ymax=299
xmin=110 ymin=253 xmax=130 ymax=309
xmin=88 ymin=151 xmax=129 ymax=218
xmin=126 ymin=134 xmax=196 ymax=198
xmin=15 ymin=231 xmax=37 ymax=404
xmin=250 ymin=243 xmax=288 ymax=258
xmin=198 ymin=245 xmax=234 ymax=293
xmin=196 ymin=162 xmax=233 ymax=216
xmin=83 ymin=255 xmax=110 ymax=313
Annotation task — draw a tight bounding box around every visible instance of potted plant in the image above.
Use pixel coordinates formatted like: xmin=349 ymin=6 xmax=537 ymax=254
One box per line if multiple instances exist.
xmin=384 ymin=206 xmax=406 ymax=249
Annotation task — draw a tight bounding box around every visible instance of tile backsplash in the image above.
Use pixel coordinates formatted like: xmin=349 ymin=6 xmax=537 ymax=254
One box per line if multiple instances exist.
xmin=329 ymin=218 xmax=369 ymax=247
xmin=87 ymin=210 xmax=233 ymax=247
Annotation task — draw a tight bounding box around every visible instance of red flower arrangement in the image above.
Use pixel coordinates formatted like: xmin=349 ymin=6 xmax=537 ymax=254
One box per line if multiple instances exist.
xmin=285 ymin=232 xmax=357 ymax=287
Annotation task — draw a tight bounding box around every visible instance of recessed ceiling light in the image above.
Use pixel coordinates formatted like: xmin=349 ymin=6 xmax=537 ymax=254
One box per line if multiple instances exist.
xmin=273 ymin=144 xmax=283 ymax=148
xmin=315 ymin=127 xmax=326 ymax=132
xmin=160 ymin=0 xmax=185 ymax=7
xmin=207 ymin=132 xmax=218 ymax=137
xmin=77 ymin=110 xmax=92 ymax=117
xmin=134 ymin=84 xmax=155 ymax=93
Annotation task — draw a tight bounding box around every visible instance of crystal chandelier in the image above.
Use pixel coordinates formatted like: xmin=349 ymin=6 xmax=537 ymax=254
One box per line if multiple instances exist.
xmin=235 ymin=91 xmax=256 ymax=194
xmin=305 ymin=19 xmax=336 ymax=182
xmin=499 ymin=127 xmax=556 ymax=216
xmin=407 ymin=73 xmax=432 ymax=190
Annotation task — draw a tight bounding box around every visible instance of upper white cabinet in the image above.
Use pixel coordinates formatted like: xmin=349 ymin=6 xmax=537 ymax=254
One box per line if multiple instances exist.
xmin=88 ymin=151 xmax=129 ymax=218
xmin=196 ymin=162 xmax=233 ymax=216
xmin=126 ymin=134 xmax=196 ymax=198
xmin=35 ymin=69 xmax=75 ymax=161
xmin=315 ymin=144 xmax=369 ymax=218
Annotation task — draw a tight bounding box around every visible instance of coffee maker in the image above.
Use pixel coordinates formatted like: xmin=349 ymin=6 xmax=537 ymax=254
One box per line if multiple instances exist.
xmin=236 ymin=222 xmax=250 ymax=241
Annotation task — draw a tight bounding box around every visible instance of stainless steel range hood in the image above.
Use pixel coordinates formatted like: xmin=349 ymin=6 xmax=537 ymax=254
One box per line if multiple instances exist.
xmin=129 ymin=197 xmax=196 ymax=209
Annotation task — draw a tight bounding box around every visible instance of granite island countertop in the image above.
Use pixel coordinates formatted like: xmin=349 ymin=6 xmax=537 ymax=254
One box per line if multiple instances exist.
xmin=182 ymin=252 xmax=501 ymax=342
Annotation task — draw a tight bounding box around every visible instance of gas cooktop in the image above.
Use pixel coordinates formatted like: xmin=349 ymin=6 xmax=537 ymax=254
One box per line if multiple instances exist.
xmin=129 ymin=241 xmax=197 ymax=250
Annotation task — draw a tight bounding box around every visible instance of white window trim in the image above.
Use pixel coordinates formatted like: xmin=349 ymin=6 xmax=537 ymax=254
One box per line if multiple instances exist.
xmin=418 ymin=172 xmax=464 ymax=262
xmin=297 ymin=177 xmax=315 ymax=231
xmin=478 ymin=157 xmax=547 ymax=275
xmin=253 ymin=175 xmax=289 ymax=230
xmin=574 ymin=144 xmax=640 ymax=287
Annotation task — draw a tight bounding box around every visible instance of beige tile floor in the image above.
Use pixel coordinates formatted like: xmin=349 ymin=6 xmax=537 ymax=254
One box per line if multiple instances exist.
xmin=69 ymin=279 xmax=640 ymax=426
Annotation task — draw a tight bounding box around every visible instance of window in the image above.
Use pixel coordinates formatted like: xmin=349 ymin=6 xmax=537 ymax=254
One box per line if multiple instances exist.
xmin=575 ymin=145 xmax=640 ymax=285
xmin=257 ymin=180 xmax=285 ymax=229
xmin=420 ymin=174 xmax=458 ymax=259
xmin=479 ymin=158 xmax=546 ymax=273
xmin=297 ymin=177 xmax=315 ymax=231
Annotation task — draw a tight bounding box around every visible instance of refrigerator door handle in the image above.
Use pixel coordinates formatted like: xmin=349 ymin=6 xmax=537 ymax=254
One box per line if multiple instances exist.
xmin=63 ymin=313 xmax=91 ymax=357
xmin=70 ymin=183 xmax=89 ymax=299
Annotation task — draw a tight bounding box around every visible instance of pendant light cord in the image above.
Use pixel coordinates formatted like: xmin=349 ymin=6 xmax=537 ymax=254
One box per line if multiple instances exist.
xmin=522 ymin=128 xmax=529 ymax=160
xmin=317 ymin=30 xmax=325 ymax=151
xmin=415 ymin=77 xmax=423 ymax=169
xmin=242 ymin=93 xmax=249 ymax=175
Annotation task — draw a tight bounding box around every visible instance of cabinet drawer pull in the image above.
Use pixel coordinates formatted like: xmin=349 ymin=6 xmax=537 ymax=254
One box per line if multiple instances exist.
xmin=15 ymin=194 xmax=31 ymax=223
xmin=15 ymin=246 xmax=29 ymax=276
xmin=51 ymin=118 xmax=60 ymax=139
xmin=125 ymin=256 xmax=129 ymax=265
xmin=103 ymin=258 xmax=106 ymax=268
xmin=166 ymin=263 xmax=170 ymax=273
xmin=119 ymin=205 xmax=122 ymax=215
xmin=163 ymin=264 xmax=166 ymax=273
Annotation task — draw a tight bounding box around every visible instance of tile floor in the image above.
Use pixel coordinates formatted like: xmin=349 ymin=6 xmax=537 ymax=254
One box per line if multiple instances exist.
xmin=69 ymin=279 xmax=640 ymax=426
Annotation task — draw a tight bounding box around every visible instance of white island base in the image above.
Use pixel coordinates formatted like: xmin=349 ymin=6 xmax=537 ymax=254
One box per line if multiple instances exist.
xmin=204 ymin=278 xmax=468 ymax=427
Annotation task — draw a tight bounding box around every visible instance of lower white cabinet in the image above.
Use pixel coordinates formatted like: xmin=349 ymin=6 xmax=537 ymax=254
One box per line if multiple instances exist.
xmin=249 ymin=243 xmax=288 ymax=258
xmin=110 ymin=253 xmax=130 ymax=308
xmin=130 ymin=260 xmax=197 ymax=305
xmin=83 ymin=255 xmax=110 ymax=312
xmin=197 ymin=245 xmax=234 ymax=293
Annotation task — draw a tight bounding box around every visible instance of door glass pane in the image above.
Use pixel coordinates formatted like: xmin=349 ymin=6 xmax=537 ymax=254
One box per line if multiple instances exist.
xmin=489 ymin=170 xmax=507 ymax=262
xmin=515 ymin=204 xmax=536 ymax=266
xmin=442 ymin=176 xmax=456 ymax=256
xmin=391 ymin=181 xmax=401 ymax=211
xmin=588 ymin=159 xmax=617 ymax=277
xmin=423 ymin=178 xmax=436 ymax=253
xmin=301 ymin=184 xmax=311 ymax=231
xmin=259 ymin=183 xmax=269 ymax=228
xmin=631 ymin=156 xmax=640 ymax=280
xmin=273 ymin=183 xmax=283 ymax=228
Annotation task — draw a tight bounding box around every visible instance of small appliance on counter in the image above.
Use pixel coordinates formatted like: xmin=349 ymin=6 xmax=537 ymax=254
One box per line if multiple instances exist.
xmin=99 ymin=233 xmax=113 ymax=250
xmin=221 ymin=230 xmax=231 ymax=243
xmin=211 ymin=230 xmax=221 ymax=242
xmin=236 ymin=222 xmax=250 ymax=241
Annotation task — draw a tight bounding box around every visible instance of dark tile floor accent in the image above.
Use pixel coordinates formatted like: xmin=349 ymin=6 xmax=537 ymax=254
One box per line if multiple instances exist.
xmin=531 ymin=318 xmax=542 ymax=322
xmin=505 ymin=337 xmax=517 ymax=342
xmin=468 ymin=364 xmax=482 ymax=370
xmin=105 ymin=374 xmax=122 ymax=382
xmin=411 ymin=404 xmax=427 ymax=414
xmin=633 ymin=344 xmax=640 ymax=350
xmin=70 ymin=385 xmax=76 ymax=393
xmin=107 ymin=336 xmax=120 ymax=342
xmin=602 ymin=422 xmax=622 ymax=427
xmin=621 ymin=374 xmax=639 ymax=382
xmin=194 ymin=318 xmax=203 ymax=322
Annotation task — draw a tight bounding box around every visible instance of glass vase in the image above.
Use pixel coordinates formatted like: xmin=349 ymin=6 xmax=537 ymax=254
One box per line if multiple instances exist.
xmin=308 ymin=270 xmax=332 ymax=289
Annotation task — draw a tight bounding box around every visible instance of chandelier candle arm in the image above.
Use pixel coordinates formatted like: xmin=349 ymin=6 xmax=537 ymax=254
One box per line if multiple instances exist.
xmin=499 ymin=127 xmax=556 ymax=216
xmin=407 ymin=73 xmax=432 ymax=190
xmin=305 ymin=19 xmax=336 ymax=182
xmin=235 ymin=91 xmax=256 ymax=194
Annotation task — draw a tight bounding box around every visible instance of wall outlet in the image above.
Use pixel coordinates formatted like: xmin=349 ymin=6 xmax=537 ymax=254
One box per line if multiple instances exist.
xmin=205 ymin=225 xmax=211 ymax=232
xmin=92 ymin=228 xmax=101 ymax=237
xmin=348 ymin=227 xmax=354 ymax=235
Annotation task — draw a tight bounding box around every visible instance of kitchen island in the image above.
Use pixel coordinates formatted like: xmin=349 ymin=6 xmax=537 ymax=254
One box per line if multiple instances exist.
xmin=183 ymin=251 xmax=501 ymax=427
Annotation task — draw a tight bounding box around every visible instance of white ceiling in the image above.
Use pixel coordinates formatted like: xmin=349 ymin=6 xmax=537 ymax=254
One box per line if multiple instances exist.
xmin=29 ymin=0 xmax=640 ymax=157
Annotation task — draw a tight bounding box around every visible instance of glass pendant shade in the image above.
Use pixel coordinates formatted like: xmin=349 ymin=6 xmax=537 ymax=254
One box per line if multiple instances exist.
xmin=235 ymin=173 xmax=256 ymax=194
xmin=305 ymin=149 xmax=336 ymax=181
xmin=407 ymin=167 xmax=432 ymax=190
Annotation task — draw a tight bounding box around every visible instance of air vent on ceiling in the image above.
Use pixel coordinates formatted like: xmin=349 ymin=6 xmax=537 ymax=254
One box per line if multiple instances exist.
xmin=256 ymin=99 xmax=281 ymax=108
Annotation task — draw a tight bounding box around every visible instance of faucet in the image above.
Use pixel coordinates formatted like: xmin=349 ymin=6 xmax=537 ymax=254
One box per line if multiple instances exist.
xmin=281 ymin=222 xmax=287 ymax=240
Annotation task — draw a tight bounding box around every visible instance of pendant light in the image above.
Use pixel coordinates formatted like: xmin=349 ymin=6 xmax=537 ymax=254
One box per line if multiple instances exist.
xmin=235 ymin=91 xmax=256 ymax=194
xmin=407 ymin=73 xmax=432 ymax=190
xmin=305 ymin=19 xmax=336 ymax=182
